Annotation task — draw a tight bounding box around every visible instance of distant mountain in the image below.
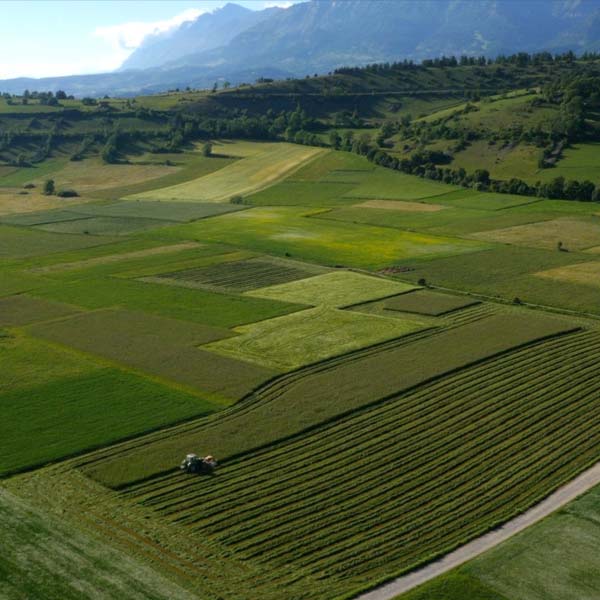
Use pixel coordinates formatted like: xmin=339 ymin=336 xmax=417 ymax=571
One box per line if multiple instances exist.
xmin=1 ymin=0 xmax=600 ymax=97
xmin=120 ymin=3 xmax=281 ymax=71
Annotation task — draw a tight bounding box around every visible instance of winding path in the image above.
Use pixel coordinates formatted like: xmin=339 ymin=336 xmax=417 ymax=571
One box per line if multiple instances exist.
xmin=355 ymin=460 xmax=600 ymax=600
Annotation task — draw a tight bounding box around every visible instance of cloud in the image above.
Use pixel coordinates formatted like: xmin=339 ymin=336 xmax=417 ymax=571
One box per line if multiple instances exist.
xmin=93 ymin=8 xmax=205 ymax=67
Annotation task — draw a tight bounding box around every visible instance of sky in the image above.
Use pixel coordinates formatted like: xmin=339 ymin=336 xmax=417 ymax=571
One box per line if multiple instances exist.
xmin=0 ymin=1 xmax=298 ymax=80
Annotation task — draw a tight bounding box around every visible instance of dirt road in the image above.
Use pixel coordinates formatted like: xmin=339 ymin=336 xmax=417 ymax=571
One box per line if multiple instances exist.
xmin=355 ymin=461 xmax=600 ymax=600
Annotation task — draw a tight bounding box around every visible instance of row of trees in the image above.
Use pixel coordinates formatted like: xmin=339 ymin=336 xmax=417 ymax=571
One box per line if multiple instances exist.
xmin=326 ymin=129 xmax=600 ymax=203
xmin=335 ymin=50 xmax=591 ymax=76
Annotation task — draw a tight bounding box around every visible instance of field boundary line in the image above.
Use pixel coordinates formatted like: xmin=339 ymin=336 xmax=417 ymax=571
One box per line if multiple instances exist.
xmin=353 ymin=459 xmax=600 ymax=600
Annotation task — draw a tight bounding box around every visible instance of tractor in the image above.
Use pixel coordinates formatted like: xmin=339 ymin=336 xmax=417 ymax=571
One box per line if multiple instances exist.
xmin=180 ymin=453 xmax=218 ymax=475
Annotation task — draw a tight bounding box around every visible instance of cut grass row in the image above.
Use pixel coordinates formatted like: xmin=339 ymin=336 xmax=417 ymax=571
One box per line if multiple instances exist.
xmin=121 ymin=329 xmax=600 ymax=600
xmin=83 ymin=311 xmax=574 ymax=488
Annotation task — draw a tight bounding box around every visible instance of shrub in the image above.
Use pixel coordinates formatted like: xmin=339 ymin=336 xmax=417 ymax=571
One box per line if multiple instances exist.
xmin=56 ymin=189 xmax=79 ymax=198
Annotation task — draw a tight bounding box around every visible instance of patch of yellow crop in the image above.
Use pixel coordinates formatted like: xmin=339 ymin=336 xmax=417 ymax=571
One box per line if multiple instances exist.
xmin=535 ymin=261 xmax=600 ymax=288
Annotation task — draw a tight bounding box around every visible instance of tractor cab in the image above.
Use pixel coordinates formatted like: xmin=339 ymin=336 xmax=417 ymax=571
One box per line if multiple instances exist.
xmin=180 ymin=453 xmax=218 ymax=475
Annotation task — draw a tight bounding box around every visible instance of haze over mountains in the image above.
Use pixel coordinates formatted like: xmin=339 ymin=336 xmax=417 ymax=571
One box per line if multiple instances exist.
xmin=3 ymin=0 xmax=600 ymax=96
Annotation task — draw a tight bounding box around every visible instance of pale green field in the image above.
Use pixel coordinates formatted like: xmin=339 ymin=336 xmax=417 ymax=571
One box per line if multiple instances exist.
xmin=128 ymin=143 xmax=324 ymax=203
xmin=204 ymin=305 xmax=425 ymax=370
xmin=162 ymin=206 xmax=488 ymax=269
xmin=247 ymin=270 xmax=417 ymax=307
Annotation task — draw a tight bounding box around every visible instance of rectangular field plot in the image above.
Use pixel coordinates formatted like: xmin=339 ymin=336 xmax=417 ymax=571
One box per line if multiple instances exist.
xmin=287 ymin=150 xmax=373 ymax=181
xmin=0 ymin=224 xmax=116 ymax=259
xmin=31 ymin=277 xmax=302 ymax=328
xmin=534 ymin=261 xmax=600 ymax=288
xmin=0 ymin=365 xmax=217 ymax=476
xmin=470 ymin=217 xmax=600 ymax=251
xmin=171 ymin=207 xmax=488 ymax=269
xmin=203 ymin=306 xmax=425 ymax=371
xmin=34 ymin=215 xmax=172 ymax=236
xmin=71 ymin=200 xmax=246 ymax=222
xmin=247 ymin=270 xmax=416 ymax=307
xmin=435 ymin=192 xmax=540 ymax=211
xmin=343 ymin=167 xmax=456 ymax=200
xmin=35 ymin=241 xmax=202 ymax=274
xmin=123 ymin=328 xmax=600 ymax=600
xmin=0 ymin=295 xmax=80 ymax=327
xmin=128 ymin=143 xmax=323 ymax=203
xmin=384 ymin=289 xmax=480 ymax=316
xmin=247 ymin=181 xmax=355 ymax=207
xmin=155 ymin=256 xmax=325 ymax=293
xmin=28 ymin=309 xmax=277 ymax=402
xmin=0 ymin=209 xmax=89 ymax=226
xmin=357 ymin=199 xmax=447 ymax=212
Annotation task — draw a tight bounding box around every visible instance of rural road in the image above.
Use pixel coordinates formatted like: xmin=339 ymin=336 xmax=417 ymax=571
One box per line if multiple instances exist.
xmin=355 ymin=461 xmax=600 ymax=600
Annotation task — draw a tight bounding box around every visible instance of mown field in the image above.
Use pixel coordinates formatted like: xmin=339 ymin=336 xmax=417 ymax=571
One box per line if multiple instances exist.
xmin=2 ymin=137 xmax=600 ymax=600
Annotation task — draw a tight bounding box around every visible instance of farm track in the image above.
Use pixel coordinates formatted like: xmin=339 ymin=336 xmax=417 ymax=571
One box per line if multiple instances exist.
xmin=121 ymin=329 xmax=600 ymax=598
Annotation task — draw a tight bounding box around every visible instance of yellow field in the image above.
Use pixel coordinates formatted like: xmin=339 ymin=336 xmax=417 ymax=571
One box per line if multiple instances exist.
xmin=357 ymin=199 xmax=447 ymax=212
xmin=45 ymin=158 xmax=177 ymax=194
xmin=535 ymin=261 xmax=600 ymax=288
xmin=127 ymin=143 xmax=324 ymax=203
xmin=470 ymin=217 xmax=600 ymax=251
xmin=0 ymin=189 xmax=93 ymax=215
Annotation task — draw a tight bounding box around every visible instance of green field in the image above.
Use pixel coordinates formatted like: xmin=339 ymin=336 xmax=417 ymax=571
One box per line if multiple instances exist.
xmin=0 ymin=334 xmax=217 ymax=476
xmin=384 ymin=289 xmax=480 ymax=315
xmin=84 ymin=311 xmax=574 ymax=488
xmin=30 ymin=276 xmax=303 ymax=328
xmin=28 ymin=309 xmax=277 ymax=402
xmin=0 ymin=489 xmax=195 ymax=600
xmin=109 ymin=326 xmax=600 ymax=599
xmin=247 ymin=270 xmax=417 ymax=307
xmin=2 ymin=124 xmax=600 ymax=600
xmin=162 ymin=206 xmax=488 ymax=269
xmin=205 ymin=305 xmax=425 ymax=370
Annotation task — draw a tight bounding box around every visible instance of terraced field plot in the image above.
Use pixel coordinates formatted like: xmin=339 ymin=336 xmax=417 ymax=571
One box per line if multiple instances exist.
xmin=167 ymin=207 xmax=488 ymax=269
xmin=289 ymin=149 xmax=373 ymax=181
xmin=470 ymin=217 xmax=600 ymax=251
xmin=128 ymin=143 xmax=323 ymax=203
xmin=28 ymin=309 xmax=276 ymax=402
xmin=205 ymin=306 xmax=425 ymax=370
xmin=247 ymin=270 xmax=417 ymax=307
xmin=119 ymin=328 xmax=600 ymax=600
xmin=384 ymin=290 xmax=480 ymax=316
xmin=85 ymin=311 xmax=574 ymax=488
xmin=154 ymin=256 xmax=325 ymax=292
